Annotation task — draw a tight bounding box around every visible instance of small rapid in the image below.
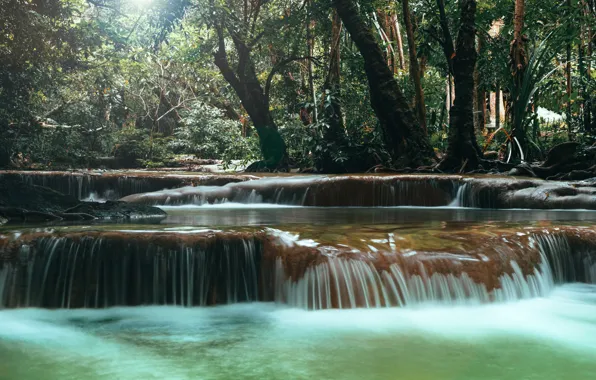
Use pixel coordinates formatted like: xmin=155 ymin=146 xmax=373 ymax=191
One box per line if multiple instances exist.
xmin=2 ymin=285 xmax=596 ymax=379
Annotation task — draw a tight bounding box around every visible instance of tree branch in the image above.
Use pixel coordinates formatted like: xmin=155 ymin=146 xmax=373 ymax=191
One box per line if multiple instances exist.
xmin=213 ymin=23 xmax=243 ymax=91
xmin=436 ymin=0 xmax=455 ymax=75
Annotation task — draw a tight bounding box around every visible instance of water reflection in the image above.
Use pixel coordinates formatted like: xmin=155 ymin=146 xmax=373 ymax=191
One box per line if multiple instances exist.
xmin=161 ymin=204 xmax=596 ymax=226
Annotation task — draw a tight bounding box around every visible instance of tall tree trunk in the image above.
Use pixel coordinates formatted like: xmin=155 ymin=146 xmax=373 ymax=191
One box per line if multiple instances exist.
xmin=319 ymin=9 xmax=347 ymax=172
xmin=566 ymin=0 xmax=573 ymax=139
xmin=213 ymin=24 xmax=287 ymax=170
xmin=307 ymin=0 xmax=318 ymax=123
xmin=401 ymin=0 xmax=427 ymax=133
xmin=584 ymin=0 xmax=593 ymax=133
xmin=377 ymin=10 xmax=394 ymax=72
xmin=436 ymin=0 xmax=481 ymax=161
xmin=474 ymin=36 xmax=485 ymax=132
xmin=495 ymin=85 xmax=501 ymax=130
xmin=579 ymin=3 xmax=588 ymax=134
xmin=332 ymin=0 xmax=435 ymax=166
xmin=439 ymin=0 xmax=480 ymax=170
xmin=590 ymin=1 xmax=596 ymax=133
xmin=509 ymin=0 xmax=528 ymax=158
xmin=436 ymin=0 xmax=455 ymax=75
xmin=392 ymin=13 xmax=406 ymax=70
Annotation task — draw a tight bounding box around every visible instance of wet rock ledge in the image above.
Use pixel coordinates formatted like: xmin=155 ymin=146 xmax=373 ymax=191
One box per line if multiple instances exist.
xmin=0 ymin=178 xmax=166 ymax=225
xmin=121 ymin=174 xmax=596 ymax=210
xmin=1 ymin=224 xmax=596 ymax=309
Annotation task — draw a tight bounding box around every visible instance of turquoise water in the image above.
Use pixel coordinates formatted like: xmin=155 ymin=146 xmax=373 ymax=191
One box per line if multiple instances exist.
xmin=1 ymin=284 xmax=596 ymax=380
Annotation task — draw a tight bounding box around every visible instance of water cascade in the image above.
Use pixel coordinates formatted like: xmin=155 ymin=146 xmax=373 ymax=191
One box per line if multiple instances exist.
xmin=122 ymin=175 xmax=464 ymax=207
xmin=0 ymin=170 xmax=255 ymax=200
xmin=1 ymin=226 xmax=595 ymax=310
xmin=4 ymin=171 xmax=596 ymax=209
xmin=122 ymin=175 xmax=596 ymax=209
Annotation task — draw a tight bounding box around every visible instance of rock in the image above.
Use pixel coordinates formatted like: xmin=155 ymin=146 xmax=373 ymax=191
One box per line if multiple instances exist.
xmin=542 ymin=141 xmax=580 ymax=167
xmin=509 ymin=162 xmax=538 ymax=177
xmin=121 ymin=174 xmax=461 ymax=207
xmin=0 ymin=178 xmax=166 ymax=224
xmin=62 ymin=201 xmax=166 ymax=220
xmin=0 ymin=170 xmax=258 ymax=200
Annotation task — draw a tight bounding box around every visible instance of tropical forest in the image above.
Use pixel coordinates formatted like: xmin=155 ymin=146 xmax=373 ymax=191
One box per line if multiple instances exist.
xmin=1 ymin=0 xmax=596 ymax=379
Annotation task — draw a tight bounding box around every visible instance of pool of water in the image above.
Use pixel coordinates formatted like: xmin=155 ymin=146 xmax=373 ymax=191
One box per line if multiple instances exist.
xmin=3 ymin=198 xmax=596 ymax=379
xmin=1 ymin=284 xmax=596 ymax=380
xmin=160 ymin=204 xmax=596 ymax=226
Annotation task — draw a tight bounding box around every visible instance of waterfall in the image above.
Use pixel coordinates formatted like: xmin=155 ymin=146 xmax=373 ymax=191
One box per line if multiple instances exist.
xmin=0 ymin=263 xmax=11 ymax=309
xmin=1 ymin=227 xmax=594 ymax=310
xmin=0 ymin=171 xmax=258 ymax=201
xmin=274 ymin=254 xmax=555 ymax=310
xmin=536 ymin=233 xmax=596 ymax=284
xmin=0 ymin=235 xmax=261 ymax=308
xmin=123 ymin=175 xmax=461 ymax=207
xmin=449 ymin=183 xmax=472 ymax=207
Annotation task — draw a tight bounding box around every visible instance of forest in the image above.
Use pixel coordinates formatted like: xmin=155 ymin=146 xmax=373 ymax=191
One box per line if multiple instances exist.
xmin=1 ymin=0 xmax=595 ymax=175
xmin=4 ymin=1 xmax=596 ymax=377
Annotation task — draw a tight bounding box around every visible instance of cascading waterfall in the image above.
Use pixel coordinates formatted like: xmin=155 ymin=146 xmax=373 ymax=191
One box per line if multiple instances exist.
xmin=0 ymin=263 xmax=10 ymax=308
xmin=449 ymin=183 xmax=472 ymax=207
xmin=274 ymin=253 xmax=554 ymax=310
xmin=124 ymin=175 xmax=461 ymax=207
xmin=0 ymin=235 xmax=261 ymax=308
xmin=0 ymin=228 xmax=594 ymax=310
xmin=536 ymin=233 xmax=596 ymax=284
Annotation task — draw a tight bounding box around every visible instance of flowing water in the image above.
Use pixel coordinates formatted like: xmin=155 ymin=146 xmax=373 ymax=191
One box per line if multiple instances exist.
xmin=2 ymin=286 xmax=596 ymax=380
xmin=2 ymin=172 xmax=596 ymax=379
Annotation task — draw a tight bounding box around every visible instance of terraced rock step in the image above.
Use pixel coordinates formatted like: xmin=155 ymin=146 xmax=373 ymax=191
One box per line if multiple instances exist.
xmin=4 ymin=171 xmax=596 ymax=209
xmin=0 ymin=170 xmax=258 ymax=200
xmin=1 ymin=224 xmax=595 ymax=309
xmin=0 ymin=178 xmax=166 ymax=224
xmin=122 ymin=174 xmax=596 ymax=209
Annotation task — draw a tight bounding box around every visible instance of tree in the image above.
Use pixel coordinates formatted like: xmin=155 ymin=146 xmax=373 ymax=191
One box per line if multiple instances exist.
xmin=509 ymin=0 xmax=528 ymax=158
xmin=317 ymin=9 xmax=347 ymax=172
xmin=438 ymin=0 xmax=481 ymax=170
xmin=400 ymin=0 xmax=427 ymax=132
xmin=332 ymin=0 xmax=435 ymax=167
xmin=209 ymin=4 xmax=288 ymax=171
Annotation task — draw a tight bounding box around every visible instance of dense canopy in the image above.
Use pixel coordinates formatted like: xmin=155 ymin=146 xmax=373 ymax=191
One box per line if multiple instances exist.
xmin=1 ymin=0 xmax=595 ymax=173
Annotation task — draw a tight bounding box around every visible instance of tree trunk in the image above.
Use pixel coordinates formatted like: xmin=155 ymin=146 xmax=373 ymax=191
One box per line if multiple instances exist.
xmin=376 ymin=10 xmax=394 ymax=72
xmin=436 ymin=0 xmax=455 ymax=75
xmin=401 ymin=0 xmax=427 ymax=133
xmin=318 ymin=9 xmax=347 ymax=172
xmin=590 ymin=3 xmax=596 ymax=133
xmin=307 ymin=1 xmax=318 ymax=123
xmin=392 ymin=13 xmax=406 ymax=70
xmin=566 ymin=0 xmax=573 ymax=139
xmin=509 ymin=0 xmax=528 ymax=158
xmin=213 ymin=25 xmax=287 ymax=170
xmin=332 ymin=0 xmax=435 ymax=167
xmin=474 ymin=36 xmax=485 ymax=132
xmin=579 ymin=4 xmax=589 ymax=134
xmin=439 ymin=0 xmax=480 ymax=171
xmin=585 ymin=1 xmax=593 ymax=133
xmin=495 ymin=85 xmax=501 ymax=130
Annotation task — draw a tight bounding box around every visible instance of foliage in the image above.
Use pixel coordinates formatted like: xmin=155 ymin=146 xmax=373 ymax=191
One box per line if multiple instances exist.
xmin=172 ymin=102 xmax=260 ymax=163
xmin=0 ymin=0 xmax=594 ymax=170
